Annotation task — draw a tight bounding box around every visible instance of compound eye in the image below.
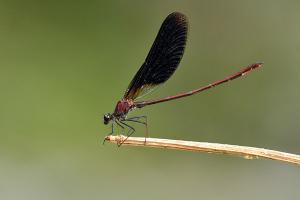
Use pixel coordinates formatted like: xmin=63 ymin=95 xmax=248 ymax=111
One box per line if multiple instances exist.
xmin=103 ymin=114 xmax=111 ymax=125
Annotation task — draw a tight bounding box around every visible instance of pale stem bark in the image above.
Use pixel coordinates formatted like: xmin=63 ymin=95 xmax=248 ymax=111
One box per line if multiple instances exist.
xmin=105 ymin=135 xmax=300 ymax=165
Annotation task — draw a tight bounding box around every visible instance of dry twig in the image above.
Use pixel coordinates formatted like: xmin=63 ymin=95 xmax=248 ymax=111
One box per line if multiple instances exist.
xmin=104 ymin=135 xmax=300 ymax=165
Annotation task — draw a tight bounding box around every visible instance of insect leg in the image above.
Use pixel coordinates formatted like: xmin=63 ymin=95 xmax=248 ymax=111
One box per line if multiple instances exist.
xmin=115 ymin=120 xmax=125 ymax=134
xmin=103 ymin=121 xmax=116 ymax=145
xmin=118 ymin=121 xmax=136 ymax=146
xmin=125 ymin=116 xmax=148 ymax=144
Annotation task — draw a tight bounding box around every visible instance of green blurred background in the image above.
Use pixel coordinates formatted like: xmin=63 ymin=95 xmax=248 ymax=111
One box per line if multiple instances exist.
xmin=1 ymin=0 xmax=300 ymax=199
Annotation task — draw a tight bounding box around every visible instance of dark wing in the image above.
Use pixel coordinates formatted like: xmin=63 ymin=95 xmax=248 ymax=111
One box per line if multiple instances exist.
xmin=123 ymin=12 xmax=188 ymax=100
